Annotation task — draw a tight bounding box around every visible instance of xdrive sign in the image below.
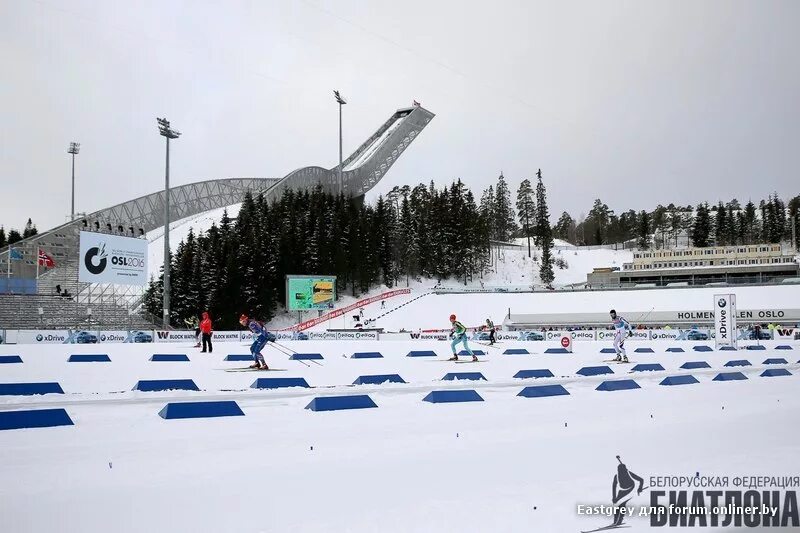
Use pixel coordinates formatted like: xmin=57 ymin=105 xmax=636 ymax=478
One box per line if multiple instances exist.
xmin=714 ymin=294 xmax=737 ymax=350
xmin=78 ymin=231 xmax=148 ymax=286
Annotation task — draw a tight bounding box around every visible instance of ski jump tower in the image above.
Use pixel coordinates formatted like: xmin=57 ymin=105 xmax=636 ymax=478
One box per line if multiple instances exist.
xmin=0 ymin=105 xmax=435 ymax=327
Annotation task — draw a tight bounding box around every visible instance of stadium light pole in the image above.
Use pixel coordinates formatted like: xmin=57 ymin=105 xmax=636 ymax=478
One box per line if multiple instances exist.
xmin=157 ymin=118 xmax=181 ymax=328
xmin=68 ymin=142 xmax=80 ymax=221
xmin=333 ymin=90 xmax=347 ymax=195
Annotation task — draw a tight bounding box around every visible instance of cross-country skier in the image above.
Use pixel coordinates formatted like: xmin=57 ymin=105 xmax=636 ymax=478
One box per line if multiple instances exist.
xmin=449 ymin=314 xmax=477 ymax=362
xmin=485 ymin=318 xmax=496 ymax=345
xmin=239 ymin=314 xmax=276 ymax=370
xmin=610 ymin=309 xmax=632 ymax=362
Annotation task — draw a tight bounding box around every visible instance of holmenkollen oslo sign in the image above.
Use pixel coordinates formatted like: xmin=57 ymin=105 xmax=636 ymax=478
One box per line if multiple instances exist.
xmin=78 ymin=231 xmax=147 ymax=286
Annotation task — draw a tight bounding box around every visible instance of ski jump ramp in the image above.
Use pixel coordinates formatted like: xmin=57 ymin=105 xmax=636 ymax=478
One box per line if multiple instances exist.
xmin=1 ymin=105 xmax=435 ymax=301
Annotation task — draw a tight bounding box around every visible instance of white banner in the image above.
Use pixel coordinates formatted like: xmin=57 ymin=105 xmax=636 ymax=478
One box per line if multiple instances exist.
xmin=211 ymin=331 xmax=241 ymax=342
xmin=97 ymin=330 xmax=128 ymax=343
xmin=17 ymin=330 xmax=71 ymax=344
xmin=153 ymin=330 xmax=197 ymax=343
xmin=569 ymin=330 xmax=597 ymax=341
xmin=648 ymin=329 xmax=681 ymax=341
xmin=78 ymin=231 xmax=148 ymax=286
xmin=543 ymin=330 xmax=569 ymax=341
xmin=410 ymin=332 xmax=450 ymax=341
xmin=125 ymin=330 xmax=154 ymax=343
xmin=714 ymin=294 xmax=737 ymax=349
xmin=335 ymin=330 xmax=379 ymax=341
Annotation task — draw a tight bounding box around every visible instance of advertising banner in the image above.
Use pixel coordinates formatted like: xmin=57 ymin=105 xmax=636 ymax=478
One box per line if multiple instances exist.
xmin=125 ymin=330 xmax=154 ymax=343
xmin=569 ymin=330 xmax=597 ymax=341
xmin=17 ymin=330 xmax=70 ymax=344
xmin=211 ymin=331 xmax=242 ymax=342
xmin=153 ymin=330 xmax=197 ymax=343
xmin=714 ymin=294 xmax=737 ymax=350
xmin=78 ymin=231 xmax=148 ymax=285
xmin=97 ymin=331 xmax=129 ymax=343
xmin=286 ymin=275 xmax=336 ymax=311
xmin=648 ymin=329 xmax=682 ymax=341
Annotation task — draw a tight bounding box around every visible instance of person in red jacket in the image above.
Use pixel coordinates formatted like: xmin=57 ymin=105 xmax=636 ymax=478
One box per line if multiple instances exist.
xmin=200 ymin=311 xmax=213 ymax=353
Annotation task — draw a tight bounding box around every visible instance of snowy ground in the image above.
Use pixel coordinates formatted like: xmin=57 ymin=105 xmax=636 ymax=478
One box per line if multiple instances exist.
xmin=1 ymin=337 xmax=798 ymax=532
xmin=358 ymin=284 xmax=800 ymax=332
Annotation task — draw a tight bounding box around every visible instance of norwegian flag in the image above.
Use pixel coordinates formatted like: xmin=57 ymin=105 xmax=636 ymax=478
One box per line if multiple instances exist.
xmin=38 ymin=249 xmax=55 ymax=268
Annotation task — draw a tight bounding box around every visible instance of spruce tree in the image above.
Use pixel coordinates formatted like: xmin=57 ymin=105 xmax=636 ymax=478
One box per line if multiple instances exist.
xmin=7 ymin=229 xmax=22 ymax=245
xmin=714 ymin=202 xmax=727 ymax=246
xmin=691 ymin=203 xmax=712 ymax=247
xmin=0 ymin=227 xmax=5 ymax=249
xmin=516 ymin=178 xmax=536 ymax=256
xmin=494 ymin=172 xmax=517 ymax=241
xmin=637 ymin=210 xmax=652 ymax=249
xmin=535 ymin=170 xmax=555 ymax=286
xmin=22 ymin=218 xmax=37 ymax=239
xmin=553 ymin=212 xmax=576 ymax=243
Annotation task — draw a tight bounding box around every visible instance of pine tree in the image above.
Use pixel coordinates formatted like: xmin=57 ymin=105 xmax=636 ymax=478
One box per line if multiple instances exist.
xmin=535 ymin=170 xmax=555 ymax=286
xmin=553 ymin=212 xmax=576 ymax=243
xmin=637 ymin=210 xmax=652 ymax=249
xmin=516 ymin=179 xmax=536 ymax=256
xmin=788 ymin=195 xmax=800 ymax=249
xmin=691 ymin=203 xmax=712 ymax=247
xmin=7 ymin=229 xmax=22 ymax=245
xmin=0 ymin=227 xmax=5 ymax=249
xmin=494 ymin=172 xmax=517 ymax=241
xmin=22 ymin=218 xmax=37 ymax=239
xmin=714 ymin=202 xmax=727 ymax=246
xmin=743 ymin=200 xmax=758 ymax=244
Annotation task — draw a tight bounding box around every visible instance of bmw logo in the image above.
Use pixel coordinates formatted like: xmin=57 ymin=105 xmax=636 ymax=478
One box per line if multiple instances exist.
xmin=718 ymin=298 xmax=727 ymax=308
xmin=100 ymin=335 xmax=107 ymax=341
xmin=36 ymin=334 xmax=43 ymax=342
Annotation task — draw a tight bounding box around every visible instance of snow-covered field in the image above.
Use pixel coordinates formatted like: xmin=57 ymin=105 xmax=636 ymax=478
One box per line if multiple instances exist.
xmin=357 ymin=284 xmax=800 ymax=332
xmin=1 ymin=336 xmax=798 ymax=532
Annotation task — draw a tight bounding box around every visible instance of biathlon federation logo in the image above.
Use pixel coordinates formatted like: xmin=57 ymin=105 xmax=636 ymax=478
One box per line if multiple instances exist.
xmin=581 ymin=456 xmax=647 ymax=532
xmin=84 ymin=243 xmax=108 ymax=275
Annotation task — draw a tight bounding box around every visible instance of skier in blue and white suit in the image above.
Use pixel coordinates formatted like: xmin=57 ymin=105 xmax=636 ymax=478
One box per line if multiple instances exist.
xmin=239 ymin=314 xmax=276 ymax=370
xmin=610 ymin=309 xmax=632 ymax=363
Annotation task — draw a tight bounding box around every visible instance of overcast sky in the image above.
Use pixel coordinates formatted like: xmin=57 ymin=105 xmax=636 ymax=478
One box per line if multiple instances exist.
xmin=1 ymin=0 xmax=798 ymax=232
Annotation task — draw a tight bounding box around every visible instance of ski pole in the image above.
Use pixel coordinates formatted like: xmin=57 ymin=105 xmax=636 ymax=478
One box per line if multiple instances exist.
xmin=274 ymin=341 xmax=323 ymax=366
xmin=269 ymin=343 xmax=310 ymax=367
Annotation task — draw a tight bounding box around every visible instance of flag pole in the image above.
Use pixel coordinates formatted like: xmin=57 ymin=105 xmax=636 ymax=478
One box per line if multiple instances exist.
xmin=36 ymin=247 xmax=40 ymax=281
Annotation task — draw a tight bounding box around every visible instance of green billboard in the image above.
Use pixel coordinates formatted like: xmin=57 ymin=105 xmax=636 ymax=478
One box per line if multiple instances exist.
xmin=286 ymin=275 xmax=337 ymax=311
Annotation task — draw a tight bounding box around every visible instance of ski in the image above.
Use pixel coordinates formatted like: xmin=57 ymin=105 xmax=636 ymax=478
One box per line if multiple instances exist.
xmin=223 ymin=368 xmax=288 ymax=372
xmin=602 ymin=359 xmax=634 ymax=364
xmin=455 ymin=360 xmax=485 ymax=364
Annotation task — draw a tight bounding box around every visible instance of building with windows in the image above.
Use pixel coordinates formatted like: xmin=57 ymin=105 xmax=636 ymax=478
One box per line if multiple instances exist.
xmin=587 ymin=244 xmax=799 ymax=287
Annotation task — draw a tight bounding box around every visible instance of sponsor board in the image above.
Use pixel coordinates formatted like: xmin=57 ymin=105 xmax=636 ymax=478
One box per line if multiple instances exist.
xmin=410 ymin=332 xmax=450 ymax=341
xmin=211 ymin=331 xmax=241 ymax=342
xmin=773 ymin=328 xmax=796 ymax=340
xmin=17 ymin=330 xmax=70 ymax=344
xmin=0 ymin=329 xmax=5 ymax=344
xmin=544 ymin=330 xmax=569 ymax=341
xmin=648 ymin=329 xmax=681 ymax=340
xmin=97 ymin=331 xmax=129 ymax=343
xmin=154 ymin=330 xmax=197 ymax=343
xmin=714 ymin=294 xmax=738 ymax=349
xmin=326 ymin=331 xmax=380 ymax=341
xmin=570 ymin=330 xmax=597 ymax=341
xmin=78 ymin=231 xmax=148 ymax=286
xmin=125 ymin=330 xmax=154 ymax=343
xmin=308 ymin=331 xmax=339 ymax=341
